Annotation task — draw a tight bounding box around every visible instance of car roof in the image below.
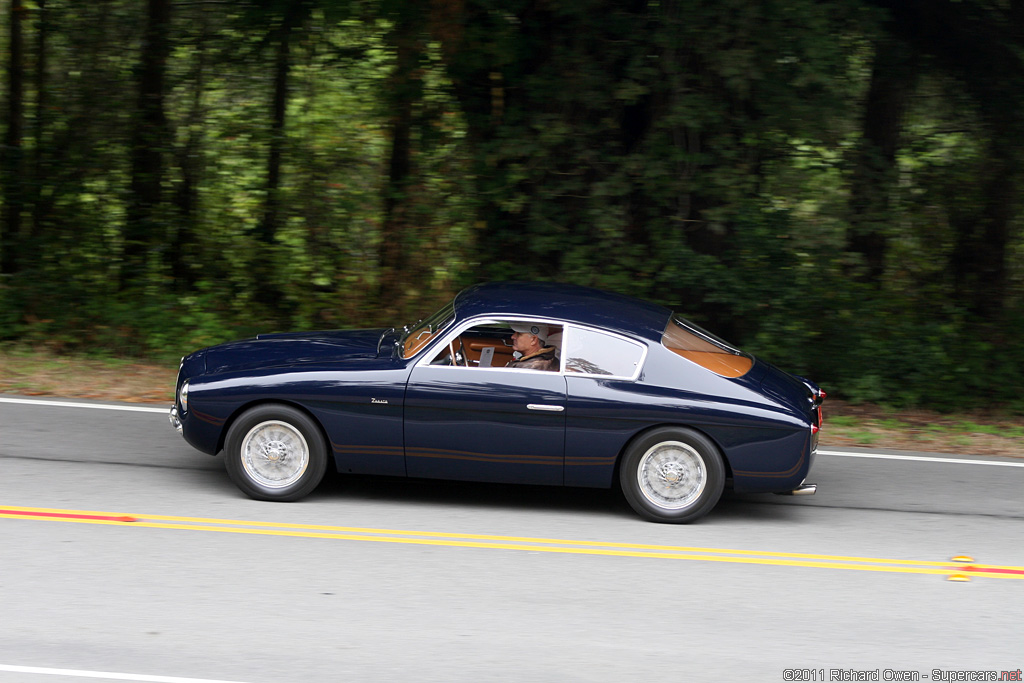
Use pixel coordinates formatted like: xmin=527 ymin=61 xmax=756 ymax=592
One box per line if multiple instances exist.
xmin=453 ymin=281 xmax=672 ymax=342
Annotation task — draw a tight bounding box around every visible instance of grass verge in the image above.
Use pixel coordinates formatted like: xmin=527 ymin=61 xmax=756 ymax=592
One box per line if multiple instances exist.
xmin=1 ymin=345 xmax=175 ymax=404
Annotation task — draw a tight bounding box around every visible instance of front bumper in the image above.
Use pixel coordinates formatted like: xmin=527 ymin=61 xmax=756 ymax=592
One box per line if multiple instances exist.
xmin=169 ymin=405 xmax=182 ymax=435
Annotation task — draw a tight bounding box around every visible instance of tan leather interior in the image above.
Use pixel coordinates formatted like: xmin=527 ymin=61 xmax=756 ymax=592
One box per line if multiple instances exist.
xmin=669 ymin=349 xmax=753 ymax=378
xmin=403 ymin=330 xmax=435 ymax=358
xmin=464 ymin=337 xmax=516 ymax=367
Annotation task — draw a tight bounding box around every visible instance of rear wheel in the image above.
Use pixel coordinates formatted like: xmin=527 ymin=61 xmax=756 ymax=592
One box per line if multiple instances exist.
xmin=224 ymin=404 xmax=328 ymax=501
xmin=619 ymin=427 xmax=725 ymax=523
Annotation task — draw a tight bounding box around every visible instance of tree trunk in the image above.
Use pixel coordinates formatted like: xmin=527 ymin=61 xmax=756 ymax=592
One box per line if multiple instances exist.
xmin=257 ymin=11 xmax=295 ymax=245
xmin=170 ymin=7 xmax=211 ymax=293
xmin=31 ymin=0 xmax=48 ymax=249
xmin=379 ymin=6 xmax=424 ymax=305
xmin=124 ymin=0 xmax=171 ymax=289
xmin=252 ymin=3 xmax=308 ymax=312
xmin=2 ymin=1 xmax=26 ymax=275
xmin=846 ymin=36 xmax=917 ymax=283
xmin=951 ymin=141 xmax=1016 ymax=321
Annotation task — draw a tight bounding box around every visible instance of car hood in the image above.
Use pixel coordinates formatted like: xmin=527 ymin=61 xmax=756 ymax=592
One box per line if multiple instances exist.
xmin=202 ymin=328 xmax=390 ymax=374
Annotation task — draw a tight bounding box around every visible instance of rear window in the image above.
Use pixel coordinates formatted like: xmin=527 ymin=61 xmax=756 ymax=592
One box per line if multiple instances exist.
xmin=662 ymin=316 xmax=753 ymax=378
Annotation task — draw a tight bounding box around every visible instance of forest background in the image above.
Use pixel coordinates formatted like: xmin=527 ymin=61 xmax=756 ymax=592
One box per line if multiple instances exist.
xmin=1 ymin=0 xmax=1022 ymax=412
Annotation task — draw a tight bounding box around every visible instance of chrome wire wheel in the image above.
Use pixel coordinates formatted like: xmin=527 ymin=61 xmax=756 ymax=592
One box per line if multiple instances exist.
xmin=240 ymin=420 xmax=310 ymax=489
xmin=636 ymin=440 xmax=707 ymax=510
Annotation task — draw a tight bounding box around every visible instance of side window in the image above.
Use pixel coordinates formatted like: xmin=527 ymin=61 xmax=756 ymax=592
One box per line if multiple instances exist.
xmin=563 ymin=327 xmax=644 ymax=379
xmin=428 ymin=321 xmax=563 ymax=371
xmin=429 ymin=322 xmax=517 ymax=368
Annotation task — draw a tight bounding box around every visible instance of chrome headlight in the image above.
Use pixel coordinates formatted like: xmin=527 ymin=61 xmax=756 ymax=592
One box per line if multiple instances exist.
xmin=179 ymin=381 xmax=189 ymax=413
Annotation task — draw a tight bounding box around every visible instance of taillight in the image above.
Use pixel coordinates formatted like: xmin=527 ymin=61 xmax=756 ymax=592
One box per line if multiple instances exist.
xmin=817 ymin=389 xmax=825 ymax=429
xmin=803 ymin=382 xmax=825 ymax=441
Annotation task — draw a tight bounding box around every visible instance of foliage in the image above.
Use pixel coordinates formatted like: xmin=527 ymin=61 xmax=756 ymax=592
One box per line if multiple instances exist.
xmin=0 ymin=0 xmax=1021 ymax=412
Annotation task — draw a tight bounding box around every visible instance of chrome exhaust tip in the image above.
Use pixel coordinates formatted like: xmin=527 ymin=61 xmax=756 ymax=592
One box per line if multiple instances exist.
xmin=776 ymin=483 xmax=817 ymax=496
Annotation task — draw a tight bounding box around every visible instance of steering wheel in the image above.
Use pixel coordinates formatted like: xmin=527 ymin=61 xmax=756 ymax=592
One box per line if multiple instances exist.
xmin=449 ymin=338 xmax=470 ymax=367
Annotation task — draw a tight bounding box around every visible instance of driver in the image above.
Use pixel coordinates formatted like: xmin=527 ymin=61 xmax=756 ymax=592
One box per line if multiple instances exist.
xmin=506 ymin=323 xmax=558 ymax=371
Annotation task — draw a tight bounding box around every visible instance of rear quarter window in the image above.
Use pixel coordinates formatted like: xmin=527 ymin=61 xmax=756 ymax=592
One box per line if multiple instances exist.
xmin=662 ymin=316 xmax=753 ymax=378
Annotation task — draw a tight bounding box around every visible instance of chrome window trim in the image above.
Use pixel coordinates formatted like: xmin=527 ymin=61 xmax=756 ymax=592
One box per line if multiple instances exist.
xmin=415 ymin=316 xmax=647 ymax=381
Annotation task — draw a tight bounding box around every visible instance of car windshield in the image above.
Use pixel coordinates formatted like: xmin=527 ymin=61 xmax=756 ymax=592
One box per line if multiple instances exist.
xmin=399 ymin=301 xmax=456 ymax=358
xmin=662 ymin=315 xmax=753 ymax=378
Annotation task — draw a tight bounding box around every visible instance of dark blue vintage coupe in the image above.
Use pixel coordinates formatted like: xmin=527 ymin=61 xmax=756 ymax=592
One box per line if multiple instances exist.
xmin=170 ymin=282 xmax=824 ymax=523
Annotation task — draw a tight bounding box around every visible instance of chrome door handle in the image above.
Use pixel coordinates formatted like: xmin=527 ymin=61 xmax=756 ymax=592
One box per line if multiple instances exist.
xmin=527 ymin=404 xmax=564 ymax=412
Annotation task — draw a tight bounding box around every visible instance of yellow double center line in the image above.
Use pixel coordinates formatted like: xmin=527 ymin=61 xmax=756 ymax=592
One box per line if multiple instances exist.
xmin=3 ymin=505 xmax=1022 ymax=579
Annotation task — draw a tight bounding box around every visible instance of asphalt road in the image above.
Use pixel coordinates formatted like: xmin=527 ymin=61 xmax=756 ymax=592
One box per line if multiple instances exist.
xmin=1 ymin=396 xmax=1022 ymax=683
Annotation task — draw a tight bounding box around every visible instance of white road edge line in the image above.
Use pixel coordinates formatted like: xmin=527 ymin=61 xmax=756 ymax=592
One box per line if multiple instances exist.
xmin=0 ymin=664 xmax=250 ymax=683
xmin=818 ymin=449 xmax=1024 ymax=467
xmin=0 ymin=397 xmax=167 ymax=414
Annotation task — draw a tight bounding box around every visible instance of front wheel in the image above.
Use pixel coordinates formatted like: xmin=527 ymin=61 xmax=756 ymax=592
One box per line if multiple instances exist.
xmin=619 ymin=427 xmax=725 ymax=523
xmin=224 ymin=404 xmax=328 ymax=502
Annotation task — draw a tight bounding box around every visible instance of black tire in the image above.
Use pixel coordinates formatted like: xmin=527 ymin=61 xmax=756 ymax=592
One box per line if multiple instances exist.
xmin=224 ymin=404 xmax=328 ymax=502
xmin=619 ymin=427 xmax=725 ymax=523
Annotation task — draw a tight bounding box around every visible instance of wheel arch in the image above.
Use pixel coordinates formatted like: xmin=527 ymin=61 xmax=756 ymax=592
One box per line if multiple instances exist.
xmin=217 ymin=398 xmax=331 ymax=459
xmin=611 ymin=422 xmax=735 ymax=489
xmin=615 ymin=422 xmax=730 ymax=523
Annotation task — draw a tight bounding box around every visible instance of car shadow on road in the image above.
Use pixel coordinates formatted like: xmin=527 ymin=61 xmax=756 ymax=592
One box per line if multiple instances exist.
xmin=311 ymin=472 xmax=638 ymax=520
xmin=304 ymin=473 xmax=811 ymax=524
xmin=712 ymin=491 xmax=815 ymax=523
